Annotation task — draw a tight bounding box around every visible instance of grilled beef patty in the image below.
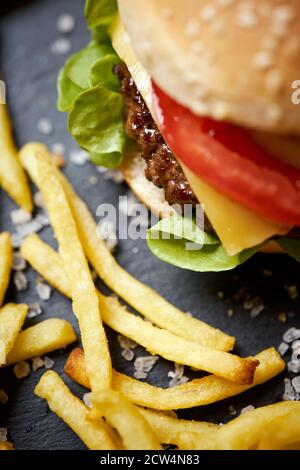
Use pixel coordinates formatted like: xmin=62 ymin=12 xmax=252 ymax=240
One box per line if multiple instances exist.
xmin=116 ymin=64 xmax=198 ymax=208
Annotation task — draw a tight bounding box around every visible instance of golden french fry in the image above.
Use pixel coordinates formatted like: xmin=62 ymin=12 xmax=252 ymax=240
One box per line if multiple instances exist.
xmin=92 ymin=390 xmax=162 ymax=450
xmin=35 ymin=151 xmax=111 ymax=392
xmin=100 ymin=295 xmax=258 ymax=384
xmin=0 ymin=105 xmax=32 ymax=211
xmin=65 ymin=347 xmax=284 ymax=410
xmin=6 ymin=318 xmax=76 ymax=365
xmin=0 ymin=304 xmax=27 ymax=365
xmin=0 ymin=442 xmax=14 ymax=450
xmin=0 ymin=233 xmax=12 ymax=307
xmin=139 ymin=408 xmax=217 ymax=446
xmin=20 ymin=233 xmax=258 ymax=384
xmin=19 ymin=142 xmax=234 ymax=352
xmin=21 ymin=234 xmax=70 ymax=298
xmin=258 ymin=413 xmax=300 ymax=450
xmin=34 ymin=371 xmax=116 ymax=450
xmin=178 ymin=402 xmax=300 ymax=450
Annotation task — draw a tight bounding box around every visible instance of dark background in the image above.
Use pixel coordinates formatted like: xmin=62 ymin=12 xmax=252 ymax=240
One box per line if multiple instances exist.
xmin=0 ymin=0 xmax=299 ymax=450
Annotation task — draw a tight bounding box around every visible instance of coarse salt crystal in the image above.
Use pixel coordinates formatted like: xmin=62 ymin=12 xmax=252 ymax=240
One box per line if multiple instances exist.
xmin=51 ymin=142 xmax=66 ymax=156
xmin=12 ymin=251 xmax=26 ymax=271
xmin=168 ymin=376 xmax=189 ymax=388
xmin=101 ymin=169 xmax=124 ymax=184
xmin=13 ymin=361 xmax=31 ymax=379
xmin=36 ymin=282 xmax=52 ymax=301
xmin=13 ymin=271 xmax=28 ymax=291
xmin=32 ymin=357 xmax=44 ymax=371
xmin=89 ymin=175 xmax=98 ymax=186
xmin=117 ymin=335 xmax=137 ymax=351
xmin=121 ymin=349 xmax=135 ymax=362
xmin=292 ymin=376 xmax=300 ymax=394
xmin=292 ymin=340 xmax=300 ymax=353
xmin=33 ymin=191 xmax=45 ymax=209
xmin=27 ymin=303 xmax=43 ymax=319
xmin=229 ymin=405 xmax=237 ymax=416
xmin=240 ymin=405 xmax=255 ymax=414
xmin=278 ymin=342 xmax=289 ymax=356
xmin=37 ymin=118 xmax=53 ymax=135
xmin=283 ymin=378 xmax=297 ymax=401
xmin=283 ymin=327 xmax=300 ymax=343
xmin=57 ymin=14 xmax=75 ymax=34
xmin=51 ymin=37 xmax=71 ymax=55
xmin=0 ymin=390 xmax=8 ymax=404
xmin=134 ymin=356 xmax=159 ymax=374
xmin=0 ymin=428 xmax=7 ymax=442
xmin=285 ymin=284 xmax=298 ymax=300
xmin=83 ymin=392 xmax=92 ymax=408
xmin=69 ymin=149 xmax=89 ymax=166
xmin=287 ymin=360 xmax=300 ymax=374
xmin=11 ymin=208 xmax=32 ymax=225
xmin=43 ymin=356 xmax=55 ymax=369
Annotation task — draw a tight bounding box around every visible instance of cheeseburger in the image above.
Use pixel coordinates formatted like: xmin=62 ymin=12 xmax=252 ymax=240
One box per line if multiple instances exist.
xmin=58 ymin=0 xmax=300 ymax=271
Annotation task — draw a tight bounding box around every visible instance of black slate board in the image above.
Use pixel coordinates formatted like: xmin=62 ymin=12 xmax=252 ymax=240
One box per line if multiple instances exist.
xmin=0 ymin=0 xmax=300 ymax=451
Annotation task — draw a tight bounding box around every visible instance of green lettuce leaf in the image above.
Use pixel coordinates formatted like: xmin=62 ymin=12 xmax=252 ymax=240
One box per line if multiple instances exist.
xmin=90 ymin=151 xmax=123 ymax=169
xmin=57 ymin=67 xmax=83 ymax=112
xmin=85 ymin=0 xmax=117 ymax=29
xmin=90 ymin=54 xmax=121 ymax=91
xmin=66 ymin=42 xmax=114 ymax=89
xmin=147 ymin=214 xmax=260 ymax=272
xmin=277 ymin=237 xmax=300 ymax=263
xmin=69 ymin=85 xmax=125 ymax=159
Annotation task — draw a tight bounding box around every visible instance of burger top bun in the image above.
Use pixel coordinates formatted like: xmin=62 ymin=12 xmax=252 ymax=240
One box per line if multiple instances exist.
xmin=118 ymin=0 xmax=300 ymax=136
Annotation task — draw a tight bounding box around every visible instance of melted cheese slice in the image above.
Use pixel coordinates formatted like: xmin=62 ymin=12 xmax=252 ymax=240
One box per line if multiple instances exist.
xmin=182 ymin=164 xmax=288 ymax=255
xmin=110 ymin=16 xmax=152 ymax=111
xmin=111 ymin=16 xmax=289 ymax=256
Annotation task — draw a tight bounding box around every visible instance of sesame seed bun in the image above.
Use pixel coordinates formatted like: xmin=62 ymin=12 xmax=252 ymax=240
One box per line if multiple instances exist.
xmin=118 ymin=0 xmax=300 ymax=136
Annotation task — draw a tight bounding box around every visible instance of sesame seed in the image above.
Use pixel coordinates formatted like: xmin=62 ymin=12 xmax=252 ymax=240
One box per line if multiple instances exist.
xmin=266 ymin=104 xmax=282 ymax=123
xmin=236 ymin=9 xmax=258 ymax=28
xmin=273 ymin=5 xmax=295 ymax=23
xmin=200 ymin=5 xmax=217 ymax=21
xmin=161 ymin=7 xmax=173 ymax=19
xmin=185 ymin=20 xmax=200 ymax=38
xmin=265 ymin=70 xmax=282 ymax=93
xmin=252 ymin=51 xmax=274 ymax=70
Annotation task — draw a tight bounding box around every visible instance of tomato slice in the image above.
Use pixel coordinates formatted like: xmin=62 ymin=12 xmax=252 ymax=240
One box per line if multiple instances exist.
xmin=152 ymin=82 xmax=300 ymax=227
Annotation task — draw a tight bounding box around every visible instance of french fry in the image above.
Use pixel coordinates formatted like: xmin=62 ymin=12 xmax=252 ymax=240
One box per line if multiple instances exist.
xmin=100 ymin=295 xmax=258 ymax=384
xmin=65 ymin=347 xmax=284 ymax=410
xmin=178 ymin=402 xmax=300 ymax=450
xmin=6 ymin=319 xmax=76 ymax=365
xmin=19 ymin=143 xmax=234 ymax=352
xmin=20 ymin=233 xmax=258 ymax=384
xmin=34 ymin=371 xmax=116 ymax=450
xmin=139 ymin=408 xmax=217 ymax=446
xmin=34 ymin=151 xmax=111 ymax=392
xmin=92 ymin=390 xmax=162 ymax=450
xmin=0 ymin=105 xmax=32 ymax=212
xmin=21 ymin=234 xmax=70 ymax=298
xmin=0 ymin=233 xmax=12 ymax=307
xmin=258 ymin=413 xmax=300 ymax=450
xmin=0 ymin=304 xmax=27 ymax=365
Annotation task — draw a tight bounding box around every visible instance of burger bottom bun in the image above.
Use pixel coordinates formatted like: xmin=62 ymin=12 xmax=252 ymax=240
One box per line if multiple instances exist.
xmin=120 ymin=144 xmax=284 ymax=255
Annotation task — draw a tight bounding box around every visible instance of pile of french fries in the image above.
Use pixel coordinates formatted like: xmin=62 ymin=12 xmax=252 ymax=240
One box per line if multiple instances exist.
xmin=1 ymin=103 xmax=300 ymax=450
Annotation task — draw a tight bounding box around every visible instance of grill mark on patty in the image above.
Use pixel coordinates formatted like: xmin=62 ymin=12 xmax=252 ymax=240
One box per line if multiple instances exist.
xmin=115 ymin=63 xmax=198 ymax=208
